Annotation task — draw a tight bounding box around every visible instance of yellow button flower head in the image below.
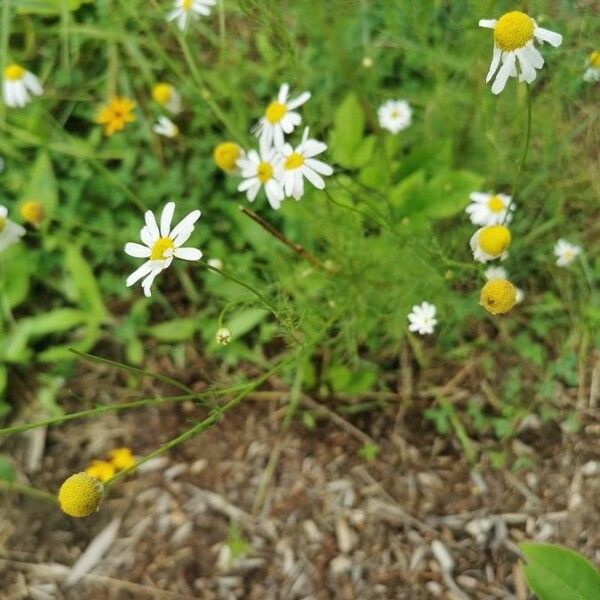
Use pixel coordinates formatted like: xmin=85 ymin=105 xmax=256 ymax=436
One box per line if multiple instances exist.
xmin=20 ymin=200 xmax=45 ymax=227
xmin=109 ymin=447 xmax=135 ymax=471
xmin=58 ymin=472 xmax=104 ymax=518
xmin=213 ymin=142 xmax=243 ymax=172
xmin=470 ymin=225 xmax=511 ymax=263
xmin=95 ymin=96 xmax=136 ymax=136
xmin=152 ymin=82 xmax=182 ymax=114
xmin=85 ymin=460 xmax=115 ymax=483
xmin=479 ymin=12 xmax=562 ymax=94
xmin=480 ymin=279 xmax=517 ymax=315
xmin=584 ymin=51 xmax=600 ymax=83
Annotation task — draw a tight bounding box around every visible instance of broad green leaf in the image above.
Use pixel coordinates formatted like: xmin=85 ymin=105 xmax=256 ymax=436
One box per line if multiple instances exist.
xmin=396 ymin=140 xmax=453 ymax=180
xmin=65 ymin=246 xmax=107 ymax=321
xmin=422 ymin=170 xmax=483 ymax=219
xmin=0 ymin=245 xmax=35 ymax=310
xmin=226 ymin=308 xmax=268 ymax=339
xmin=146 ymin=318 xmax=198 ymax=342
xmin=326 ymin=363 xmax=377 ymax=394
xmin=22 ymin=151 xmax=58 ymax=223
xmin=329 ymin=93 xmax=366 ymax=168
xmin=521 ymin=543 xmax=600 ymax=600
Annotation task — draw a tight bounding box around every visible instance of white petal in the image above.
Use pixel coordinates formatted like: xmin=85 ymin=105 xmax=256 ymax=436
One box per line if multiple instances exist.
xmin=523 ymin=42 xmax=544 ymax=69
xmin=486 ymin=46 xmax=502 ymax=82
xmin=141 ymin=270 xmax=160 ymax=297
xmin=144 ymin=210 xmax=160 ymax=240
xmin=303 ymin=140 xmax=327 ymax=158
xmin=170 ymin=209 xmax=201 ymax=242
xmin=124 ymin=242 xmax=151 ymax=258
xmin=126 ymin=261 xmax=155 ymax=287
xmin=492 ymin=53 xmax=516 ymax=94
xmin=173 ymin=247 xmax=203 ymax=261
xmin=277 ymin=83 xmax=289 ymax=103
xmin=287 ymin=91 xmax=311 ymax=110
xmin=516 ymin=48 xmax=537 ymax=83
xmin=305 ymin=158 xmax=333 ymax=175
xmin=140 ymin=226 xmax=155 ymax=247
xmin=160 ymin=202 xmax=175 ymax=237
xmin=302 ymin=166 xmax=325 ymax=189
xmin=534 ymin=27 xmax=563 ymax=47
xmin=479 ymin=19 xmax=496 ymax=29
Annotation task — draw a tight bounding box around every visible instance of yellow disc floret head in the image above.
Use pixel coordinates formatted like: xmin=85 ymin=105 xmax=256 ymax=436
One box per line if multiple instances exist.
xmin=480 ymin=279 xmax=517 ymax=315
xmin=58 ymin=472 xmax=104 ymax=518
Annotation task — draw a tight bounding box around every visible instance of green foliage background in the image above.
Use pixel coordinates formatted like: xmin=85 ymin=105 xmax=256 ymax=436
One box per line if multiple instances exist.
xmin=0 ymin=0 xmax=598 ymax=443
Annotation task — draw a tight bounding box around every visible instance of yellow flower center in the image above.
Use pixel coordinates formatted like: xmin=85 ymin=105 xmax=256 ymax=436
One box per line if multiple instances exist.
xmin=182 ymin=0 xmax=193 ymax=10
xmin=478 ymin=225 xmax=511 ymax=256
xmin=150 ymin=237 xmax=174 ymax=260
xmin=58 ymin=472 xmax=104 ymax=518
xmin=265 ymin=101 xmax=287 ymax=124
xmin=589 ymin=51 xmax=600 ymax=68
xmin=4 ymin=64 xmax=25 ymax=81
xmin=494 ymin=11 xmax=535 ymax=52
xmin=257 ymin=161 xmax=273 ymax=183
xmin=0 ymin=217 xmax=6 ymax=232
xmin=480 ymin=279 xmax=517 ymax=315
xmin=152 ymin=82 xmax=173 ymax=105
xmin=487 ymin=195 xmax=505 ymax=213
xmin=213 ymin=141 xmax=241 ymax=171
xmin=20 ymin=200 xmax=45 ymax=226
xmin=109 ymin=447 xmax=135 ymax=470
xmin=284 ymin=152 xmax=304 ymax=170
xmin=85 ymin=460 xmax=115 ymax=483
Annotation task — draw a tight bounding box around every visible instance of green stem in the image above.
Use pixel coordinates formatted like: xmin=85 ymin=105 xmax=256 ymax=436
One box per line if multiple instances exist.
xmin=104 ymin=360 xmax=286 ymax=487
xmin=503 ymin=86 xmax=533 ymax=224
xmin=0 ymin=0 xmax=10 ymax=123
xmin=0 ymin=480 xmax=57 ymax=504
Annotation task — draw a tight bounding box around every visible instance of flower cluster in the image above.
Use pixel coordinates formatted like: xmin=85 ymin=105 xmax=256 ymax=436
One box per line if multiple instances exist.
xmin=85 ymin=447 xmax=136 ymax=483
xmin=213 ymin=83 xmax=333 ymax=209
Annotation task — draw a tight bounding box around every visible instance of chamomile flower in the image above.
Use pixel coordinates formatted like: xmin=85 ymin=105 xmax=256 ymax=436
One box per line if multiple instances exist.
xmin=480 ymin=279 xmax=517 ymax=315
xmin=583 ymin=51 xmax=600 ymax=83
xmin=167 ymin=0 xmax=216 ymax=32
xmin=2 ymin=64 xmax=43 ymax=108
xmin=95 ymin=96 xmax=136 ymax=136
xmin=280 ymin=127 xmax=333 ymax=200
xmin=253 ymin=83 xmax=311 ymax=150
xmin=554 ymin=239 xmax=581 ymax=267
xmin=470 ymin=225 xmax=511 ymax=263
xmin=125 ymin=202 xmax=202 ymax=297
xmin=0 ymin=205 xmax=26 ymax=253
xmin=85 ymin=460 xmax=115 ymax=483
xmin=479 ymin=11 xmax=563 ymax=95
xmin=216 ymin=327 xmax=232 ymax=345
xmin=213 ymin=142 xmax=243 ymax=172
xmin=466 ymin=192 xmax=514 ymax=226
xmin=236 ymin=147 xmax=284 ymax=209
xmin=407 ymin=301 xmax=438 ymax=336
xmin=109 ymin=447 xmax=135 ymax=471
xmin=152 ymin=82 xmax=182 ymax=114
xmin=484 ymin=265 xmax=508 ymax=281
xmin=207 ymin=258 xmax=223 ymax=271
xmin=153 ymin=116 xmax=179 ymax=138
xmin=58 ymin=473 xmax=104 ymax=518
xmin=20 ymin=200 xmax=45 ymax=227
xmin=378 ymin=99 xmax=412 ymax=134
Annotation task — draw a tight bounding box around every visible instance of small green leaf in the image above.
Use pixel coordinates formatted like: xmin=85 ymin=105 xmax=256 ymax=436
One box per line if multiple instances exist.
xmin=22 ymin=151 xmax=57 ymax=222
xmin=329 ymin=93 xmax=366 ymax=168
xmin=359 ymin=442 xmax=380 ymax=462
xmin=146 ymin=318 xmax=197 ymax=342
xmin=520 ymin=542 xmax=600 ymax=600
xmin=65 ymin=246 xmax=107 ymax=321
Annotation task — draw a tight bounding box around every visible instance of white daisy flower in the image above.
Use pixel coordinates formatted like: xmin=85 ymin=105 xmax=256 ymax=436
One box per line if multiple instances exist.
xmin=466 ymin=192 xmax=514 ymax=226
xmin=484 ymin=266 xmax=508 ymax=281
xmin=553 ymin=239 xmax=581 ymax=268
xmin=377 ymin=99 xmax=412 ymax=134
xmin=470 ymin=225 xmax=511 ymax=263
xmin=167 ymin=0 xmax=216 ymax=32
xmin=583 ymin=51 xmax=600 ymax=83
xmin=0 ymin=205 xmax=26 ymax=253
xmin=153 ymin=116 xmax=179 ymax=138
xmin=152 ymin=82 xmax=182 ymax=114
xmin=253 ymin=83 xmax=311 ymax=150
xmin=2 ymin=64 xmax=43 ymax=108
xmin=407 ymin=301 xmax=437 ymax=336
xmin=236 ymin=147 xmax=284 ymax=209
xmin=125 ymin=202 xmax=202 ymax=297
xmin=479 ymin=11 xmax=563 ymax=95
xmin=280 ymin=128 xmax=333 ymax=200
